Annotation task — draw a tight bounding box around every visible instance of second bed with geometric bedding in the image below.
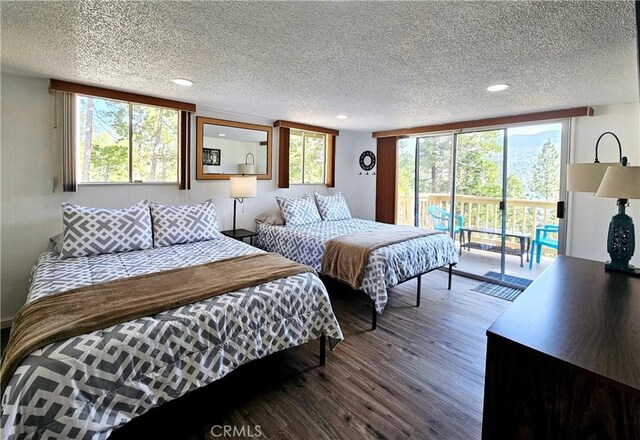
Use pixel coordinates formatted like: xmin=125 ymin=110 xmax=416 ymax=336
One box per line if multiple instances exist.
xmin=257 ymin=218 xmax=459 ymax=326
xmin=1 ymin=237 xmax=343 ymax=440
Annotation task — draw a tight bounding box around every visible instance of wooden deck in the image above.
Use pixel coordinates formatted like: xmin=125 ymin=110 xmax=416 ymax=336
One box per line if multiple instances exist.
xmin=456 ymin=247 xmax=554 ymax=282
xmin=110 ymin=271 xmax=510 ymax=440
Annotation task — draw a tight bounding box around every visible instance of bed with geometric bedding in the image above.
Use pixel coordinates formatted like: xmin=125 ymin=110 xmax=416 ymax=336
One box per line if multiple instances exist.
xmin=1 ymin=237 xmax=343 ymax=440
xmin=256 ymin=218 xmax=459 ymax=329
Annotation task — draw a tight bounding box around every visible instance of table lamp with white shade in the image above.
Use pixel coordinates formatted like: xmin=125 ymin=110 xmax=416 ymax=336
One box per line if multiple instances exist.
xmin=230 ymin=176 xmax=257 ymax=232
xmin=566 ymin=132 xmax=639 ymax=276
xmin=566 ymin=132 xmax=623 ymax=192
xmin=238 ymin=153 xmax=256 ymax=175
xmin=596 ymin=164 xmax=640 ymax=275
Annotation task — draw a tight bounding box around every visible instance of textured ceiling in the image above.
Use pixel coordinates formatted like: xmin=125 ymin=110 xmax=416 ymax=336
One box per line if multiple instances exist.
xmin=1 ymin=1 xmax=638 ymax=131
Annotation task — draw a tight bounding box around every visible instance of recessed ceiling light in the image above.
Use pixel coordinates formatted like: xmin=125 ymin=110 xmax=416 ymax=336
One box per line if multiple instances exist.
xmin=487 ymin=84 xmax=509 ymax=92
xmin=172 ymin=78 xmax=194 ymax=87
xmin=336 ymin=114 xmax=349 ymax=119
xmin=218 ymin=133 xmax=226 ymax=137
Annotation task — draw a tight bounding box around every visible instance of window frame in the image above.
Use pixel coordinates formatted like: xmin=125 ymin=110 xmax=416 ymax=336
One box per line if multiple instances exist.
xmin=74 ymin=94 xmax=181 ymax=185
xmin=274 ymin=120 xmax=338 ymax=189
xmin=289 ymin=129 xmax=328 ymax=185
xmin=50 ymin=79 xmax=195 ymax=191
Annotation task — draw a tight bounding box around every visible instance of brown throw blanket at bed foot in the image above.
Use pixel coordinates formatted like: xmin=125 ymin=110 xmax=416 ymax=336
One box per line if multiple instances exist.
xmin=1 ymin=252 xmax=314 ymax=393
xmin=321 ymin=226 xmax=442 ymax=290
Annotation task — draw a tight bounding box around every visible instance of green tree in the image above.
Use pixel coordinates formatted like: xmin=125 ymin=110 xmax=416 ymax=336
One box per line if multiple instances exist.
xmin=131 ymin=105 xmax=178 ymax=182
xmin=507 ymin=174 xmax=525 ymax=199
xmin=455 ymin=131 xmax=502 ymax=198
xmin=79 ymin=97 xmax=178 ymax=183
xmin=417 ymin=136 xmax=453 ymax=194
xmin=288 ymin=130 xmax=325 ymax=184
xmin=88 ymin=133 xmax=128 ymax=182
xmin=303 ymin=133 xmax=325 ymax=183
xmin=289 ymin=131 xmax=303 ymax=184
xmin=397 ymin=138 xmax=416 ymax=197
xmin=530 ymin=139 xmax=559 ymax=200
xmin=81 ymin=97 xmax=95 ymax=182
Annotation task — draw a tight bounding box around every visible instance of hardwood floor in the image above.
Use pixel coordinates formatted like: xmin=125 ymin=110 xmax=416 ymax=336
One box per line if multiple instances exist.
xmin=109 ymin=272 xmax=509 ymax=440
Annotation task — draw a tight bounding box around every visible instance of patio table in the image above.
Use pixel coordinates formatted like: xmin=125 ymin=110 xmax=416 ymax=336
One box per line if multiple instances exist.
xmin=459 ymin=226 xmax=531 ymax=267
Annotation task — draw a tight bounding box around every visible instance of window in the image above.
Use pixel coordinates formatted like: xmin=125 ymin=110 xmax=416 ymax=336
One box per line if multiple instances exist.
xmin=274 ymin=120 xmax=337 ymax=188
xmin=289 ymin=129 xmax=327 ymax=184
xmin=51 ymin=79 xmax=195 ymax=192
xmin=76 ymin=95 xmax=179 ymax=183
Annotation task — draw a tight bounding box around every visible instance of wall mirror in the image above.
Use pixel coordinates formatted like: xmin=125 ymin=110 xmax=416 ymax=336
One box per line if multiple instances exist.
xmin=196 ymin=117 xmax=272 ymax=180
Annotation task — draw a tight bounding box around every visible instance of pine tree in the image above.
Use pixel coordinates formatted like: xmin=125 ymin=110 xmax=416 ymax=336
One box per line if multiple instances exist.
xmin=530 ymin=139 xmax=560 ymax=200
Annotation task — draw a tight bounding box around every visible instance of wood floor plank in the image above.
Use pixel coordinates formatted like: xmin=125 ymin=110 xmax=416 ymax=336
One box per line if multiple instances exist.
xmin=108 ymin=271 xmax=512 ymax=439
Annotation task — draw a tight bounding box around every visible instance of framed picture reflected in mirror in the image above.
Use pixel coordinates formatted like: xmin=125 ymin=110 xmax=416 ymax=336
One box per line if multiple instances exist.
xmin=203 ymin=148 xmax=221 ymax=166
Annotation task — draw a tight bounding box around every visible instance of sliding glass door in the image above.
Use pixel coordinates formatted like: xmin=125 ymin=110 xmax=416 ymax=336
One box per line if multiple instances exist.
xmin=504 ymin=123 xmax=563 ymax=280
xmin=454 ymin=129 xmax=506 ymax=279
xmin=396 ymin=135 xmax=453 ymax=229
xmin=396 ymin=121 xmax=566 ymax=287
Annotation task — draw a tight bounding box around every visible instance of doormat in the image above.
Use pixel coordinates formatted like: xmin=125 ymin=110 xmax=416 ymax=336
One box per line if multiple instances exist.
xmin=483 ymin=271 xmax=533 ymax=288
xmin=470 ymin=272 xmax=533 ymax=302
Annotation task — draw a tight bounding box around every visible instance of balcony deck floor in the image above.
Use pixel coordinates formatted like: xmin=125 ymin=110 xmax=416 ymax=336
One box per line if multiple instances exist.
xmin=455 ymin=246 xmax=554 ymax=283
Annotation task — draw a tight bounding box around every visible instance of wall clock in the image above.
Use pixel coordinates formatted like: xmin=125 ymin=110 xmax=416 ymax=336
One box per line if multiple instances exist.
xmin=359 ymin=150 xmax=376 ymax=171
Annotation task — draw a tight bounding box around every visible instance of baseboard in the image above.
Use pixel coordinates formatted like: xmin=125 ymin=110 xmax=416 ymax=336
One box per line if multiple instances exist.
xmin=1 ymin=317 xmax=13 ymax=329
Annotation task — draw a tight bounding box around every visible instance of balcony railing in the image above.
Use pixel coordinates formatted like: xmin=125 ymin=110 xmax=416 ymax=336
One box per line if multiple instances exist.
xmin=397 ymin=193 xmax=558 ymax=253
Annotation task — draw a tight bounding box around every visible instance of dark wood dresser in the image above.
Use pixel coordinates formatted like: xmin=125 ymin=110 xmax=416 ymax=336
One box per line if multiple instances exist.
xmin=482 ymin=256 xmax=640 ymax=439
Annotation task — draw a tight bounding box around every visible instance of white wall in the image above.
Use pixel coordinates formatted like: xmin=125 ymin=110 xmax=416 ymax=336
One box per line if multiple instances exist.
xmin=334 ymin=131 xmax=377 ymax=220
xmin=567 ymin=102 xmax=640 ymax=266
xmin=0 ymin=73 xmax=373 ymax=324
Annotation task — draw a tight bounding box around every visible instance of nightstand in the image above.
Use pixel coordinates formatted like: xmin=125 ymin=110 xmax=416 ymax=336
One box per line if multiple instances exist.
xmin=220 ymin=228 xmax=258 ymax=246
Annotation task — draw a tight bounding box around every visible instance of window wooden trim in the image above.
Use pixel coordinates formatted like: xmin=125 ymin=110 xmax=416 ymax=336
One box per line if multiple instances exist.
xmin=49 ymin=79 xmax=196 ymax=112
xmin=371 ymin=107 xmax=594 ymax=138
xmin=278 ymin=127 xmax=290 ymax=188
xmin=274 ymin=120 xmax=339 ymax=136
xmin=178 ymin=111 xmax=191 ymax=190
xmin=277 ymin=125 xmax=337 ymax=188
xmin=326 ymin=135 xmax=336 ymax=188
xmin=375 ymin=136 xmax=398 ymax=224
xmin=59 ymin=85 xmax=193 ymax=190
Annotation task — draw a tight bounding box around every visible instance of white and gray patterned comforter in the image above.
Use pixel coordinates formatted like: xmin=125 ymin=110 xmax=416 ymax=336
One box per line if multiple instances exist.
xmin=1 ymin=237 xmax=343 ymax=440
xmin=257 ymin=219 xmax=459 ymax=313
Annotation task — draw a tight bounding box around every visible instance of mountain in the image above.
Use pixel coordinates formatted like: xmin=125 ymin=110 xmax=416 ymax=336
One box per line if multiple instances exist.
xmin=508 ymin=130 xmax=561 ymax=155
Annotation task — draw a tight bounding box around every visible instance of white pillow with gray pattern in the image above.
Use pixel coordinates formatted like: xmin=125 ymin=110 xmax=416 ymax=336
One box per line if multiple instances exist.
xmin=60 ymin=201 xmax=153 ymax=258
xmin=276 ymin=194 xmax=322 ymax=226
xmin=314 ymin=192 xmax=352 ymax=221
xmin=150 ymin=199 xmax=221 ymax=248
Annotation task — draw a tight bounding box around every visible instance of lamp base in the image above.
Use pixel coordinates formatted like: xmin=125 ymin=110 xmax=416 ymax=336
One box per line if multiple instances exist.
xmin=605 ymin=200 xmax=635 ymax=276
xmin=604 ymin=262 xmax=640 ymax=277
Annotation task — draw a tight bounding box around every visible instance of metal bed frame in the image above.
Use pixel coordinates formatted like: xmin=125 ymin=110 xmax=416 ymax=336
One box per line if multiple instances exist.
xmin=321 ymin=263 xmax=456 ymax=331
xmin=370 ymin=263 xmax=455 ymax=330
xmin=316 ymin=263 xmax=457 ymax=366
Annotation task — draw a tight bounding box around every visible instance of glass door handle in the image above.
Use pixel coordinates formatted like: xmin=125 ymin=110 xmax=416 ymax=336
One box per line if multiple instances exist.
xmin=499 ymin=201 xmax=505 ymax=210
xmin=557 ymin=201 xmax=565 ymax=219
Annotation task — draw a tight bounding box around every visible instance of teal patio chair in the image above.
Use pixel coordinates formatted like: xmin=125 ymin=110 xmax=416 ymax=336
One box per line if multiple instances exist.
xmin=427 ymin=205 xmax=464 ymax=246
xmin=529 ymin=224 xmax=559 ymax=269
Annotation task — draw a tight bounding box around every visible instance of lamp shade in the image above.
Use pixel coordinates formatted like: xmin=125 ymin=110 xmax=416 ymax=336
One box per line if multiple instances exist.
xmin=567 ymin=162 xmax=621 ymax=193
xmin=237 ymin=163 xmax=256 ymax=175
xmin=230 ymin=176 xmax=257 ymax=198
xmin=596 ymin=166 xmax=640 ymax=199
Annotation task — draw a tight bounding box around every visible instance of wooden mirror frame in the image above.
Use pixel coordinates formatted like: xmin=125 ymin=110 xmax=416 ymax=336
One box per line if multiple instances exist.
xmin=196 ymin=117 xmax=273 ymax=180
